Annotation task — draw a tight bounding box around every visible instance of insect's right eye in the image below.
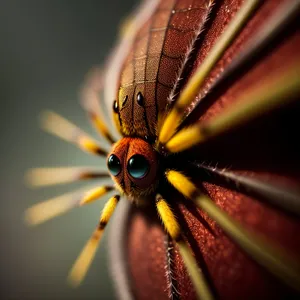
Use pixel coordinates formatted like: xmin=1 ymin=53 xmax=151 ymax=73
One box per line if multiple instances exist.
xmin=107 ymin=154 xmax=121 ymax=176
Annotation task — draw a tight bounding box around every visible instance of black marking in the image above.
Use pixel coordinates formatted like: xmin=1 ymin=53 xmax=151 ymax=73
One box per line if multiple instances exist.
xmin=130 ymin=180 xmax=138 ymax=192
xmin=105 ymin=132 xmax=116 ymax=145
xmin=79 ymin=172 xmax=110 ymax=180
xmin=119 ymin=180 xmax=125 ymax=190
xmin=118 ymin=112 xmax=123 ymax=130
xmin=105 ymin=186 xmax=115 ymax=192
xmin=131 ymin=86 xmax=137 ymax=133
xmin=137 ymin=92 xmax=144 ymax=106
xmin=113 ymin=100 xmax=119 ymax=113
xmin=122 ymin=95 xmax=129 ymax=108
xmin=96 ymin=148 xmax=108 ymax=156
xmin=138 ymin=91 xmax=152 ymax=136
xmin=115 ymin=95 xmax=123 ymax=130
xmin=156 ymin=194 xmax=163 ymax=203
xmin=190 ymin=188 xmax=201 ymax=201
xmin=174 ymin=104 xmax=186 ymax=114
xmin=99 ymin=220 xmax=107 ymax=229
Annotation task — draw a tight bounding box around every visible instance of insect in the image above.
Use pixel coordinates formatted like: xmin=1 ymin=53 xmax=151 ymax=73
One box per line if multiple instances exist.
xmin=25 ymin=0 xmax=300 ymax=299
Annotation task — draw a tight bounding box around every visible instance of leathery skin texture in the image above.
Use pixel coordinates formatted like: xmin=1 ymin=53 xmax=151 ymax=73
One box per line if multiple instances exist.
xmin=124 ymin=0 xmax=300 ymax=299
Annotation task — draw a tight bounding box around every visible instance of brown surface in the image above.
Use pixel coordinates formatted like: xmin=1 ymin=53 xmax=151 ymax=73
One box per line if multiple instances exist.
xmin=117 ymin=0 xmax=212 ymax=137
xmin=123 ymin=0 xmax=300 ymax=299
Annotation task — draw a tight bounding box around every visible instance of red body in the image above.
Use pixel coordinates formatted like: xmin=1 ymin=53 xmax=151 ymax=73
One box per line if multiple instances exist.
xmin=108 ymin=0 xmax=300 ymax=299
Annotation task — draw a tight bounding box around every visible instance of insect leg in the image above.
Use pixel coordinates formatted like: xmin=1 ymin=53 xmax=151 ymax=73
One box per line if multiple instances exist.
xmin=158 ymin=0 xmax=261 ymax=145
xmin=81 ymin=68 xmax=116 ymax=144
xmin=25 ymin=185 xmax=114 ymax=225
xmin=196 ymin=0 xmax=300 ymax=108
xmin=155 ymin=194 xmax=214 ymax=300
xmin=41 ymin=110 xmax=108 ymax=156
xmin=165 ymin=170 xmax=300 ymax=292
xmin=190 ymin=162 xmax=300 ymax=217
xmin=68 ymin=194 xmax=120 ymax=286
xmin=25 ymin=167 xmax=109 ymax=188
xmin=166 ymin=64 xmax=300 ymax=153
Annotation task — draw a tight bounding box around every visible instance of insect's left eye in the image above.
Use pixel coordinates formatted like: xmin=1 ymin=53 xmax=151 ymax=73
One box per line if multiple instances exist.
xmin=107 ymin=154 xmax=121 ymax=176
xmin=127 ymin=154 xmax=149 ymax=179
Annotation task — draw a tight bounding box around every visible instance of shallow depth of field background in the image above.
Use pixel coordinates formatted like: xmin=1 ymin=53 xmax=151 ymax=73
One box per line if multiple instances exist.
xmin=0 ymin=1 xmax=137 ymax=299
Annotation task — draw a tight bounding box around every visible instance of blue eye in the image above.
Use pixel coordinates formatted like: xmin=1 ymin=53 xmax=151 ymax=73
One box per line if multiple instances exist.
xmin=127 ymin=155 xmax=149 ymax=179
xmin=107 ymin=154 xmax=121 ymax=176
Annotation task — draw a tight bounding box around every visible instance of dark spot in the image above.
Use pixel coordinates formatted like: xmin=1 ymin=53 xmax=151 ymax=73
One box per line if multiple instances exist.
xmin=137 ymin=92 xmax=144 ymax=106
xmin=175 ymin=104 xmax=185 ymax=114
xmin=119 ymin=180 xmax=125 ymax=189
xmin=113 ymin=100 xmax=118 ymax=113
xmin=127 ymin=154 xmax=149 ymax=179
xmin=107 ymin=154 xmax=122 ymax=176
xmin=123 ymin=95 xmax=128 ymax=107
xmin=144 ymin=135 xmax=155 ymax=144
xmin=98 ymin=221 xmax=107 ymax=230
xmin=155 ymin=194 xmax=163 ymax=203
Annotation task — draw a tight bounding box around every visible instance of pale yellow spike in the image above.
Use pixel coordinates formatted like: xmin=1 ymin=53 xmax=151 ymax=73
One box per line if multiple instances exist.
xmin=68 ymin=228 xmax=104 ymax=287
xmin=80 ymin=186 xmax=113 ymax=206
xmin=159 ymin=0 xmax=260 ymax=144
xmin=119 ymin=14 xmax=135 ymax=38
xmin=81 ymin=71 xmax=115 ymax=144
xmin=166 ymin=62 xmax=300 ymax=153
xmin=196 ymin=195 xmax=300 ymax=292
xmin=166 ymin=170 xmax=196 ymax=199
xmin=156 ymin=194 xmax=214 ymax=300
xmin=166 ymin=170 xmax=300 ymax=291
xmin=41 ymin=110 xmax=107 ymax=156
xmin=25 ymin=167 xmax=108 ymax=188
xmin=156 ymin=195 xmax=180 ymax=241
xmin=68 ymin=195 xmax=120 ymax=287
xmin=25 ymin=185 xmax=114 ymax=226
xmin=177 ymin=241 xmax=214 ymax=300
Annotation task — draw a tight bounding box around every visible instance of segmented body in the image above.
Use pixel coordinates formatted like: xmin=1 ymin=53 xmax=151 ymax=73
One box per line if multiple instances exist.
xmin=116 ymin=0 xmax=212 ymax=138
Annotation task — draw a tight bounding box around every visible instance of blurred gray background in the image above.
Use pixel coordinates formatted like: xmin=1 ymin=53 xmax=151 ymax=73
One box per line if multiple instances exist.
xmin=0 ymin=1 xmax=137 ymax=299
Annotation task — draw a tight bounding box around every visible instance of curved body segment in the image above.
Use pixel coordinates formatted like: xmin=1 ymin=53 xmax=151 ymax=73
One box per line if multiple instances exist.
xmin=116 ymin=0 xmax=213 ymax=138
